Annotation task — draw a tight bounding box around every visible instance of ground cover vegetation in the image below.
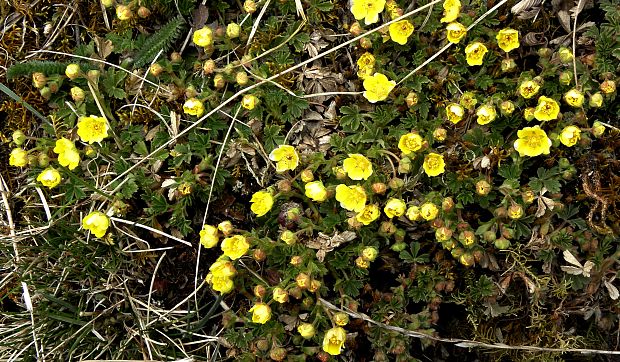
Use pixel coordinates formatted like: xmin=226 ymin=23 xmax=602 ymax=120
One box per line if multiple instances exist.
xmin=1 ymin=0 xmax=620 ymax=360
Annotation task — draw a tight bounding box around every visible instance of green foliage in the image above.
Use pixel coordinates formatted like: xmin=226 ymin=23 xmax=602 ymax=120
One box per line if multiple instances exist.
xmin=6 ymin=60 xmax=68 ymax=80
xmin=133 ymin=16 xmax=186 ymax=68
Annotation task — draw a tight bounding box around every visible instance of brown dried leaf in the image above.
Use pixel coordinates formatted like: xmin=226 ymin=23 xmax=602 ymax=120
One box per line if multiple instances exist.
xmin=305 ymin=231 xmax=357 ymax=262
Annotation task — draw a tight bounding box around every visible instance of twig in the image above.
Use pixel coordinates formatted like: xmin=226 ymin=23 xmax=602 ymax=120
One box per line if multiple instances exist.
xmin=110 ymin=217 xmax=191 ymax=246
xmin=147 ymin=252 xmax=167 ymax=328
xmin=319 ymin=298 xmax=620 ymax=355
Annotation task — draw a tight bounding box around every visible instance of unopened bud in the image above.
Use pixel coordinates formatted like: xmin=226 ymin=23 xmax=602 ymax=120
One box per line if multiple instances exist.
xmin=475 ymin=180 xmax=491 ymax=195
xmin=589 ymin=93 xmax=603 ymax=108
xmin=253 ymin=248 xmax=266 ymax=262
xmin=558 ymin=47 xmax=573 ymax=64
xmin=405 ymin=92 xmax=418 ymax=107
xmin=137 ymin=6 xmax=150 ymax=18
xmin=601 ymin=80 xmax=616 ymax=94
xmin=65 ymin=64 xmax=80 ymax=80
xmin=388 ymin=177 xmax=404 ymax=190
xmin=308 ymin=279 xmax=321 ymax=293
xmin=277 ymin=179 xmax=291 ymax=192
xmin=442 ymin=197 xmax=454 ymax=212
xmin=244 ymin=0 xmax=257 ymax=13
xmin=559 ymin=71 xmax=572 ymax=85
xmin=524 ymin=107 xmax=535 ymax=122
xmin=253 ymin=284 xmax=266 ymax=298
xmin=149 ymin=63 xmax=164 ymax=77
xmin=592 ymin=121 xmax=605 ymax=138
xmin=235 ymin=71 xmax=249 ymax=85
xmin=379 ymin=221 xmax=397 ymax=235
xmin=372 ymin=182 xmax=387 ymax=195
xmin=37 ymin=153 xmax=49 ymax=167
xmin=70 ymin=87 xmax=85 ymax=102
xmin=537 ymin=47 xmax=552 ymax=58
xmin=349 ymin=21 xmax=362 ymax=36
xmin=170 ymin=52 xmax=182 ymax=63
xmin=459 ymin=253 xmax=474 ymax=266
xmin=360 ymin=37 xmax=372 ymax=49
xmin=433 ymin=128 xmax=447 ymax=142
xmin=32 ymin=72 xmax=47 ymax=89
xmin=218 ymin=221 xmax=234 ymax=236
xmin=296 ymin=273 xmax=311 ymax=289
xmin=398 ymin=157 xmax=412 ymax=174
xmin=501 ymin=58 xmax=517 ymax=73
xmin=203 ymin=59 xmax=216 ymax=74
xmin=12 ymin=130 xmax=26 ymax=146
xmin=500 ymin=101 xmax=515 ymax=116
xmin=290 ymin=256 xmax=303 ymax=266
xmin=269 ymin=347 xmax=287 ymax=362
xmin=87 ymin=69 xmax=100 ymax=83
xmin=213 ymin=74 xmax=225 ymax=89
xmin=39 ymin=87 xmax=51 ymax=100
xmin=101 ymin=0 xmax=114 ymax=8
xmin=226 ymin=23 xmax=241 ymax=38
xmin=300 ymin=169 xmax=314 ymax=183
xmin=115 ymin=5 xmax=133 ymax=21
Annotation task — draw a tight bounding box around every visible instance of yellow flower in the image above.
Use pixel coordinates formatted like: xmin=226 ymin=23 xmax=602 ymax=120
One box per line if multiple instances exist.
xmin=564 ymin=89 xmax=584 ymax=108
xmin=241 ymin=94 xmax=258 ymax=110
xmin=322 ymin=327 xmax=347 ymax=355
xmin=361 ymin=246 xmax=378 ymax=261
xmin=206 ymin=273 xmax=234 ymax=294
xmin=363 ymin=73 xmax=396 ymax=103
xmin=534 ymin=96 xmax=560 ymax=121
xmin=53 ymin=138 xmax=80 ymax=170
xmin=272 ymin=287 xmax=288 ymax=303
xmin=335 ymin=184 xmax=367 ymax=212
xmin=398 ymin=133 xmax=424 ymax=155
xmin=305 ymin=181 xmax=328 ymax=202
xmin=356 ymin=204 xmax=380 ymax=225
xmin=77 ymin=115 xmax=109 ymax=144
xmin=440 ymin=0 xmax=461 ymax=23
xmin=221 ymin=235 xmax=250 ymax=260
xmin=65 ymin=64 xmax=80 ymax=80
xmin=350 ymin=0 xmax=386 ymax=25
xmin=496 ymin=28 xmax=519 ymax=52
xmin=298 ymin=323 xmax=315 ymax=339
xmin=269 ymin=145 xmax=299 ymax=173
xmin=357 ymin=52 xmax=375 ymax=79
xmin=82 ymin=211 xmax=110 ymax=238
xmin=9 ymin=148 xmax=28 ymax=167
xmin=476 ymin=105 xmax=497 ymax=125
xmin=116 ymin=5 xmax=133 ymax=20
xmin=249 ymin=303 xmax=272 ymax=324
xmin=184 ymin=98 xmax=205 ymax=117
xmin=465 ymin=42 xmax=488 ymax=66
xmin=446 ymin=103 xmax=464 ymax=124
xmin=199 ymin=225 xmax=219 ymax=248
xmin=280 ymin=230 xmax=297 ymax=244
xmin=423 ymin=152 xmax=445 ymax=177
xmin=384 ymin=198 xmax=406 ymax=218
xmin=513 ymin=125 xmax=552 ymax=157
xmin=406 ymin=205 xmax=421 ymax=221
xmin=193 ymin=27 xmax=213 ymax=47
xmin=342 ymin=154 xmax=373 ymax=180
xmin=250 ymin=190 xmax=274 ymax=217
xmin=36 ymin=168 xmax=62 ymax=188
xmin=508 ymin=204 xmax=524 ymax=220
xmin=446 ymin=22 xmax=467 ymax=43
xmin=420 ymin=202 xmax=439 ymax=221
xmin=389 ymin=20 xmax=414 ymax=45
xmin=518 ymin=80 xmax=540 ymax=99
xmin=209 ymin=258 xmax=237 ymax=278
xmin=559 ymin=125 xmax=581 ymax=147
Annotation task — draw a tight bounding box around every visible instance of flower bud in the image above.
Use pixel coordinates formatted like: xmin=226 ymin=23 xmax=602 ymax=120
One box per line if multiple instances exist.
xmin=290 ymin=255 xmax=303 ymax=266
xmin=241 ymin=94 xmax=258 ymax=110
xmin=349 ymin=21 xmax=362 ymax=36
xmin=48 ymin=81 xmax=59 ymax=94
xmin=235 ymin=71 xmax=249 ymax=86
xmin=558 ymin=47 xmax=573 ymax=63
xmin=149 ymin=63 xmax=164 ymax=77
xmin=483 ymin=230 xmax=496 ymax=243
xmin=137 ymin=6 xmax=151 ymax=18
xmin=398 ymin=157 xmax=412 ymax=174
xmin=589 ymin=93 xmax=603 ymax=108
xmin=296 ymin=273 xmax=311 ymax=289
xmin=333 ymin=312 xmax=349 ymax=326
xmin=269 ymin=347 xmax=287 ymax=362
xmin=65 ymin=63 xmax=80 ymax=80
xmin=300 ymin=169 xmax=314 ymax=183
xmin=501 ymin=58 xmax=517 ymax=73
xmin=459 ymin=230 xmax=476 ymax=247
xmin=494 ymin=237 xmax=510 ymax=249
xmin=460 ymin=91 xmax=477 ymax=110
xmin=70 ymin=87 xmax=85 ymax=102
xmin=115 ymin=5 xmax=133 ymax=21
xmin=451 ymin=247 xmax=464 ymax=259
xmin=308 ymin=279 xmax=321 ymax=293
xmin=12 ymin=130 xmax=26 ymax=146
xmin=213 ymin=74 xmax=225 ymax=89
xmin=405 ymin=91 xmax=418 ymax=107
xmin=521 ymin=189 xmax=536 ymax=204
xmin=524 ymin=107 xmax=535 ymax=121
xmin=537 ymin=47 xmax=552 ymax=58
xmin=87 ymin=69 xmax=100 ymax=83
xmin=433 ymin=127 xmax=447 ymax=142
xmin=101 ymin=0 xmax=114 ymax=8
xmin=38 ymin=153 xmax=49 ymax=167
xmin=442 ymin=197 xmax=455 ymax=212
xmin=32 ymin=72 xmax=47 ymax=88
xmin=203 ymin=59 xmax=216 ymax=74
xmin=388 ymin=177 xmax=404 ymax=190
xmin=226 ymin=23 xmax=241 ymax=38
xmin=559 ymin=71 xmax=572 ymax=85
xmin=39 ymin=86 xmax=51 ymax=100
xmin=84 ymin=145 xmax=96 ymax=158
xmin=359 ymin=37 xmax=372 ymax=49
xmin=508 ymin=203 xmax=524 ymax=219
xmin=459 ymin=253 xmax=474 ymax=266
xmin=592 ymin=121 xmax=605 ymax=138
xmin=333 ymin=166 xmax=347 ymax=180
xmin=361 ymin=246 xmax=378 ymax=261
xmin=475 ymin=180 xmax=491 ymax=196
xmin=394 ymin=229 xmax=405 ymax=242
xmin=244 ymin=0 xmax=257 ymax=13
xmin=356 ymin=256 xmax=370 ymax=268
xmin=600 ymin=80 xmax=616 ymax=94
xmin=347 ymin=216 xmax=363 ymax=230
xmin=170 ymin=52 xmax=182 ymax=63
xmin=276 ymin=179 xmax=291 ymax=193
xmin=297 ymin=323 xmax=315 ymax=339
xmin=254 ymin=284 xmax=266 ymax=298
xmin=218 ymin=221 xmax=234 ymax=236
xmin=280 ymin=230 xmax=297 ymax=245
xmin=379 ymin=221 xmax=397 ymax=235
xmin=253 ymin=248 xmax=266 ymax=262
xmin=435 ymin=226 xmax=453 ymax=242
xmin=390 ymin=242 xmax=406 ymax=252
xmin=288 ymin=286 xmax=303 ymax=299
xmin=272 ymin=287 xmax=288 ymax=303
xmin=371 ymin=182 xmax=387 ymax=195
xmin=500 ymin=101 xmax=515 ymax=116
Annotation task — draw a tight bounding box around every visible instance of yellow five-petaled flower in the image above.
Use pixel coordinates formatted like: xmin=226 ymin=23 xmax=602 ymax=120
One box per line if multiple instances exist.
xmin=496 ymin=28 xmax=519 ymax=52
xmin=335 ymin=184 xmax=367 ymax=212
xmin=269 ymin=145 xmax=299 ymax=173
xmin=559 ymin=125 xmax=581 ymax=147
xmin=389 ymin=20 xmax=414 ymax=45
xmin=53 ymin=138 xmax=80 ymax=170
xmin=534 ymin=96 xmax=560 ymax=121
xmin=199 ymin=224 xmax=219 ymax=248
xmin=446 ymin=22 xmax=467 ymax=43
xmin=249 ymin=303 xmax=272 ymax=324
xmin=305 ymin=181 xmax=328 ymax=202
xmin=440 ymin=0 xmax=461 ymax=23
xmin=513 ymin=125 xmax=551 ymax=157
xmin=398 ymin=132 xmax=424 ymax=155
xmin=465 ymin=42 xmax=488 ymax=66
xmin=221 ymin=235 xmax=250 ymax=260
xmin=363 ymin=73 xmax=396 ymax=103
xmin=82 ymin=211 xmax=110 ymax=238
xmin=250 ymin=190 xmax=274 ymax=217
xmin=350 ymin=0 xmax=386 ymax=25
xmin=322 ymin=327 xmax=347 ymax=355
xmin=423 ymin=152 xmax=446 ymax=177
xmin=342 ymin=154 xmax=373 ymax=180
xmin=9 ymin=148 xmax=28 ymax=167
xmin=77 ymin=115 xmax=109 ymax=144
xmin=356 ymin=204 xmax=380 ymax=225
xmin=37 ymin=168 xmax=62 ymax=188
